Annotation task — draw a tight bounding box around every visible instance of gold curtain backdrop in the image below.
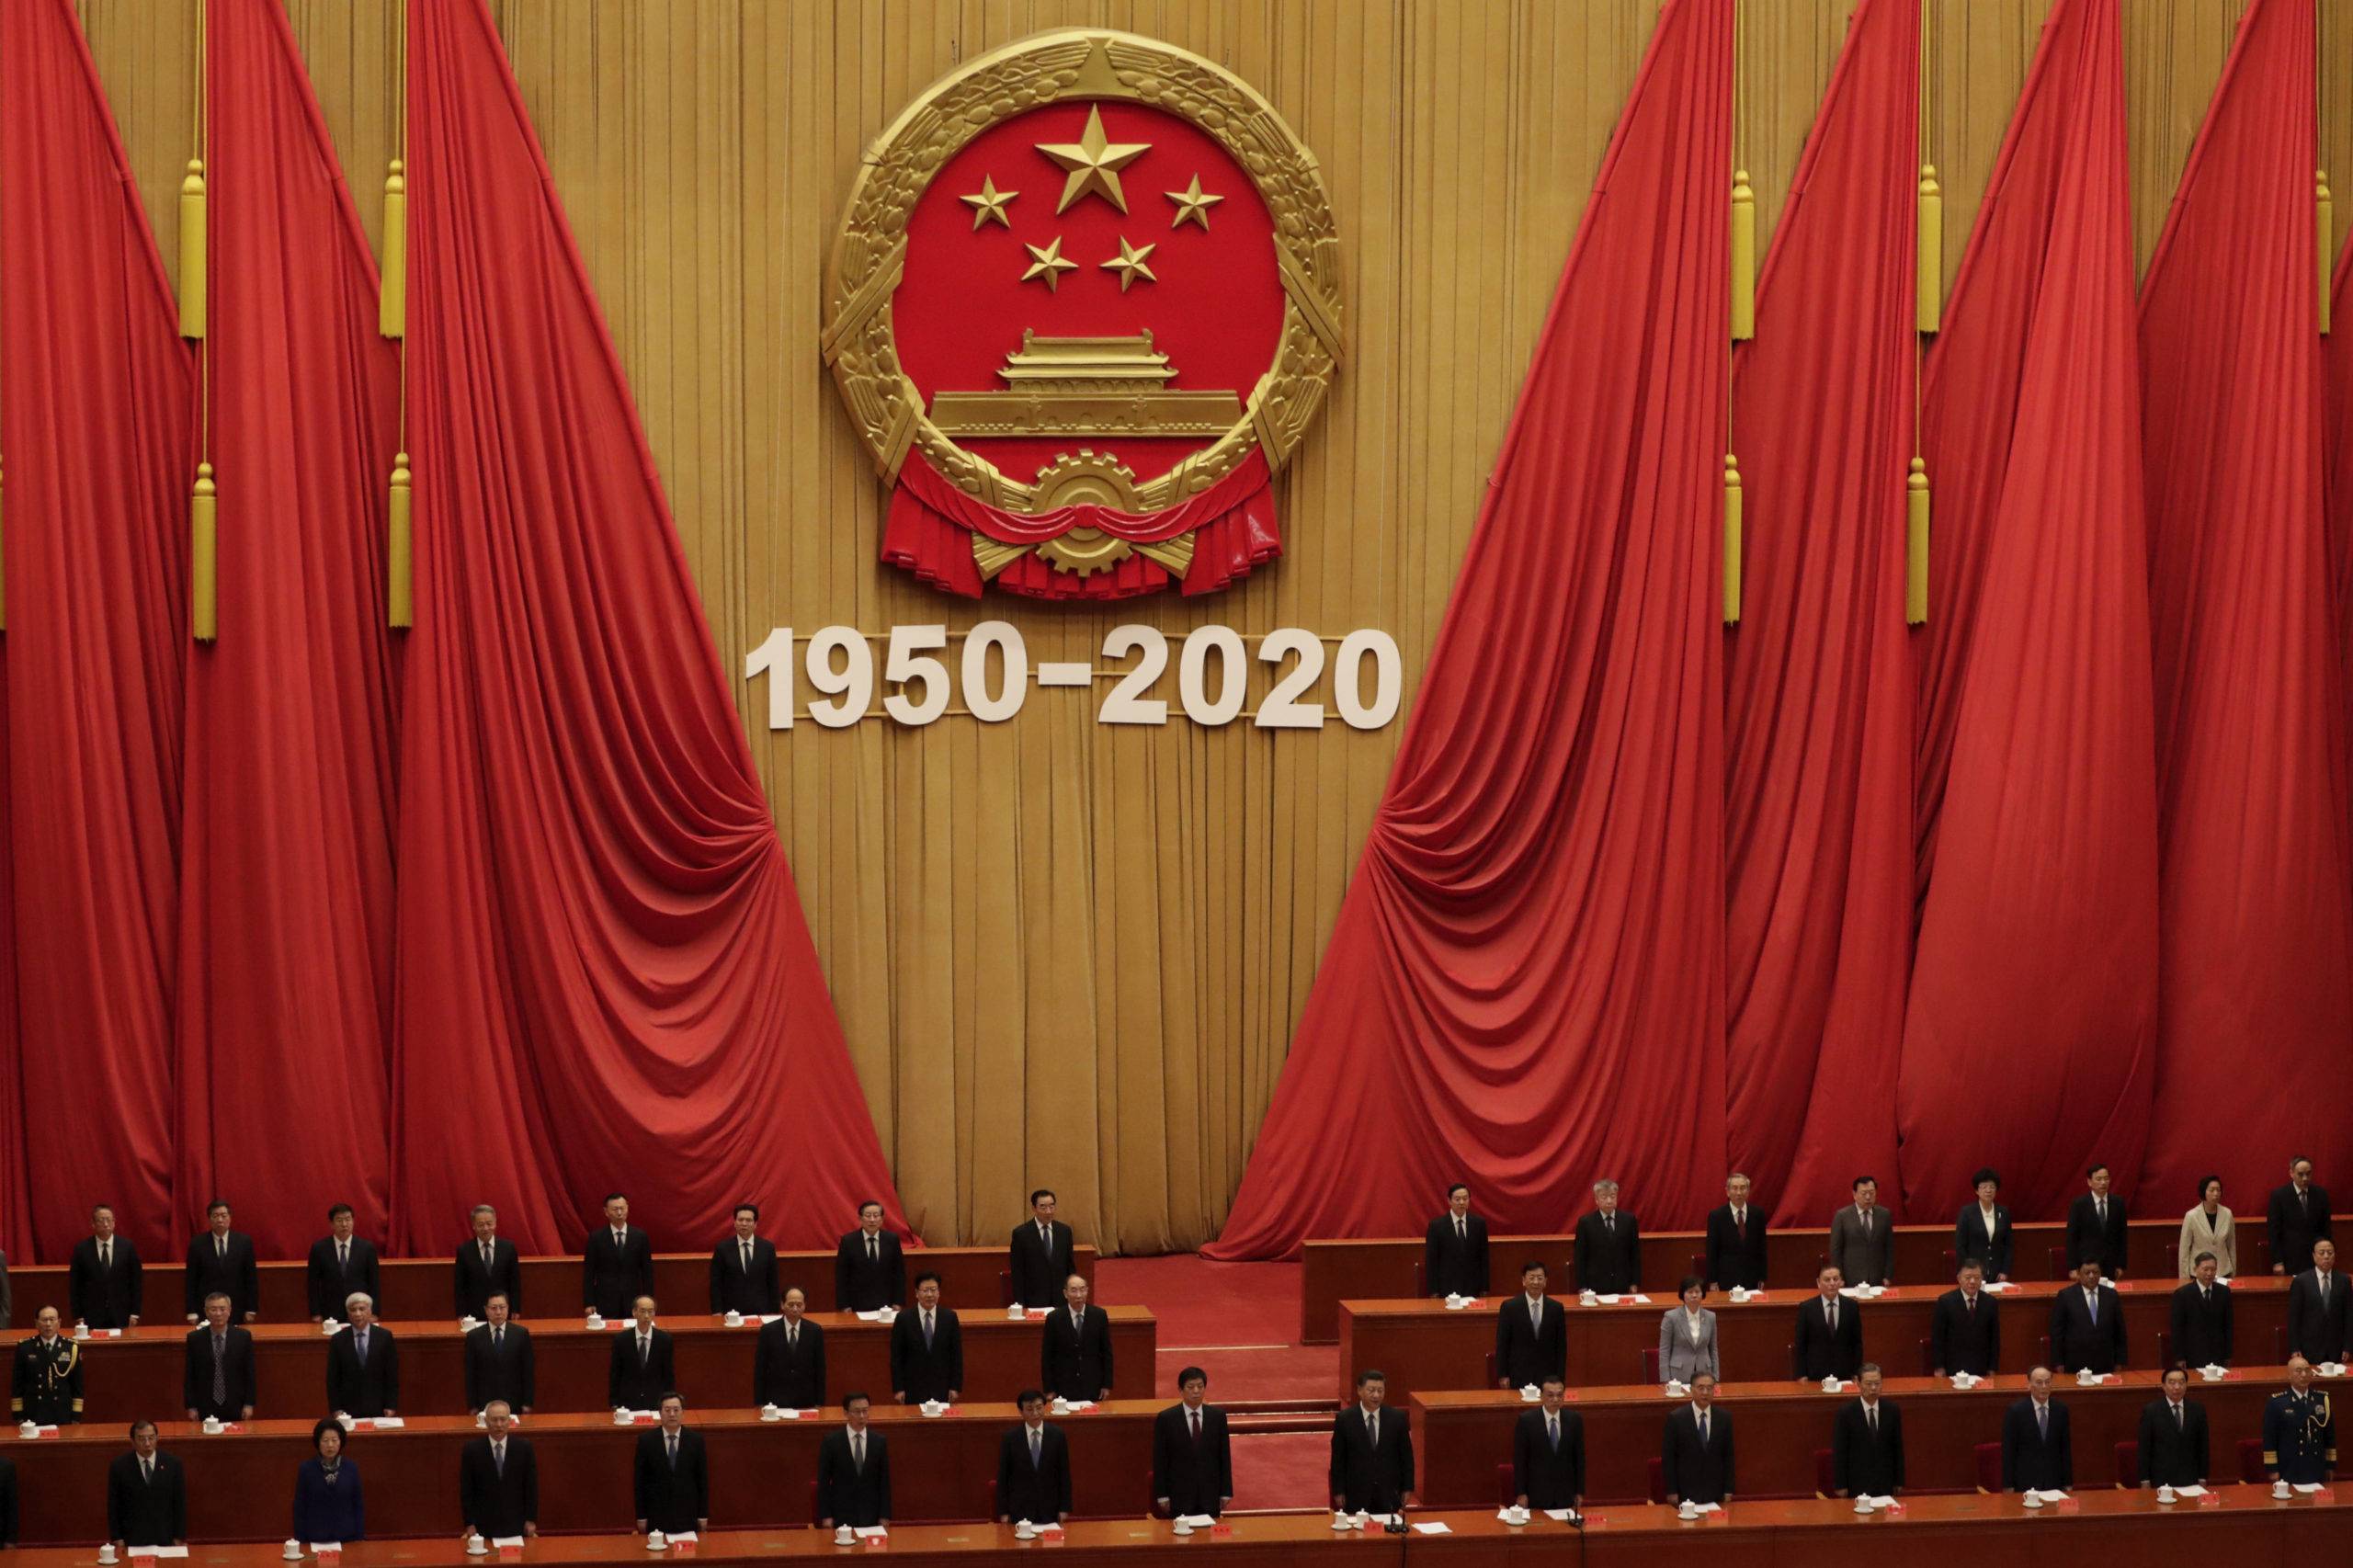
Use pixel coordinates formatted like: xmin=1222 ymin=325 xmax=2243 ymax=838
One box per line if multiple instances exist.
xmin=69 ymin=0 xmax=2353 ymax=1253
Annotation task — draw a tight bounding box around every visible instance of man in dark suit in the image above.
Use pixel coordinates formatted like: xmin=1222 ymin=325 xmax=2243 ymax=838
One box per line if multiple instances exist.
xmin=2137 ymin=1368 xmax=2210 ymax=1487
xmin=1572 ymin=1181 xmax=1640 ymax=1296
xmin=1328 ymin=1370 xmax=1415 ymax=1514
xmin=306 ymin=1205 xmax=381 ymax=1324
xmin=1792 ymin=1267 xmax=1863 ymax=1381
xmin=326 ymin=1294 xmax=399 ymax=1417
xmin=1703 ymin=1174 xmax=1768 ymax=1293
xmin=1010 ymin=1191 xmax=1076 ymax=1310
xmin=106 ymin=1422 xmax=185 ymax=1550
xmin=1424 ymin=1185 xmax=1490 ymax=1300
xmin=1510 ymin=1379 xmax=1583 ymax=1510
xmin=1955 ymin=1169 xmax=2015 ymax=1281
xmin=460 ymin=1403 xmax=538 ymax=1542
xmin=1040 ymin=1275 xmax=1114 ymax=1403
xmin=2268 ymin=1156 xmax=2334 ymax=1277
xmin=1152 ymin=1367 xmax=1233 ymax=1518
xmin=1494 ymin=1262 xmax=1567 ymax=1388
xmin=709 ymin=1204 xmax=779 ymax=1317
xmin=464 ymin=1292 xmax=535 ymax=1414
xmin=0 ymin=1450 xmax=16 ymax=1545
xmin=2001 ymin=1368 xmax=2073 ymax=1492
xmin=457 ymin=1205 xmax=525 ymax=1320
xmin=755 ymin=1288 xmax=825 ymax=1410
xmin=1828 ymin=1177 xmax=1893 ymax=1290
xmin=889 ymin=1273 xmax=961 ymax=1404
xmin=996 ymin=1391 xmax=1072 ymax=1526
xmin=632 ymin=1394 xmax=709 ymax=1536
xmin=816 ymin=1394 xmax=891 ymax=1529
xmin=184 ymin=1201 xmax=260 ymax=1324
xmin=180 ymin=1292 xmax=256 ymax=1422
xmin=1929 ymin=1261 xmax=2001 ymax=1377
xmin=2170 ymin=1253 xmax=2234 ymax=1369
xmin=2287 ymin=1238 xmax=2351 ymax=1363
xmin=584 ymin=1194 xmax=655 ymax=1319
xmin=2064 ymin=1165 xmax=2130 ymax=1279
xmin=835 ymin=1203 xmax=905 ymax=1313
xmin=609 ymin=1296 xmax=676 ymax=1411
xmin=2049 ymin=1261 xmax=2126 ymax=1374
xmin=1660 ymin=1374 xmax=1733 ymax=1506
xmin=1830 ymin=1365 xmax=1904 ymax=1498
xmin=70 ymin=1206 xmax=143 ymax=1329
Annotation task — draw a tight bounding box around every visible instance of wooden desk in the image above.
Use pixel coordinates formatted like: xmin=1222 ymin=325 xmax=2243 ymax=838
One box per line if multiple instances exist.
xmin=0 ymin=1403 xmax=1163 ymax=1545
xmin=1299 ymin=1219 xmax=2313 ymax=1343
xmin=1411 ymin=1489 xmax=2353 ymax=1567
xmin=8 ymin=1250 xmax=1097 ymax=1328
xmin=1336 ymin=1279 xmax=2290 ymax=1402
xmin=9 ymin=1310 xmax=1155 ymax=1423
xmin=1408 ymin=1368 xmax=2325 ymax=1505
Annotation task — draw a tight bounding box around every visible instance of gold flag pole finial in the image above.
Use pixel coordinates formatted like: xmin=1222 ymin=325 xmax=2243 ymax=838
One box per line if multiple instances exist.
xmin=2320 ymin=170 xmax=2333 ymax=335
xmin=1730 ymin=170 xmax=1756 ymax=341
xmin=381 ymin=160 xmax=406 ymax=339
xmin=1723 ymin=453 xmax=1744 ymax=626
xmin=1906 ymin=458 xmax=1930 ymax=625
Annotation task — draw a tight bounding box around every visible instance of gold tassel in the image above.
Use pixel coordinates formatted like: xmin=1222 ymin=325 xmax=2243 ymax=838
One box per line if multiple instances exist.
xmin=178 ymin=160 xmax=208 ymax=339
xmin=387 ymin=454 xmax=414 ymax=629
xmin=191 ymin=462 xmax=218 ymax=641
xmin=1730 ymin=170 xmax=1756 ymax=340
xmin=1722 ymin=453 xmax=1743 ymax=625
xmin=381 ymin=160 xmax=407 ymax=339
xmin=2321 ymin=171 xmax=2334 ymax=336
xmin=1906 ymin=457 xmax=1929 ymax=626
xmin=1917 ymin=165 xmax=1943 ymax=333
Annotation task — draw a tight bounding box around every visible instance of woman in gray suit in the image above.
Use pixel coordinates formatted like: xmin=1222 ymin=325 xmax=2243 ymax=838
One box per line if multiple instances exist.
xmin=1657 ymin=1277 xmax=1719 ymax=1384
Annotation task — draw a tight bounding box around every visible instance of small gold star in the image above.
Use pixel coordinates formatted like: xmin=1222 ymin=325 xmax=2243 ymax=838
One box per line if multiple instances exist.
xmin=1165 ymin=175 xmax=1224 ymax=232
xmin=1034 ymin=106 xmax=1152 ymax=215
xmin=961 ymin=175 xmax=1017 ymax=230
xmin=1099 ymin=236 xmax=1158 ymax=292
xmin=1020 ymin=235 xmax=1079 ymax=291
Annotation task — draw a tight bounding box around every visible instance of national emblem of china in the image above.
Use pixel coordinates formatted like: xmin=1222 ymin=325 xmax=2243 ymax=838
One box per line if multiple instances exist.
xmin=822 ymin=30 xmax=1344 ymax=600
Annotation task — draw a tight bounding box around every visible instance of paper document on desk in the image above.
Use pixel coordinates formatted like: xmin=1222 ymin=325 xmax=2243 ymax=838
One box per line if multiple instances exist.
xmin=2169 ymin=1485 xmax=2208 ymax=1498
xmin=2295 ymin=1483 xmax=2325 ymax=1494
xmin=1540 ymin=1509 xmax=1574 ymax=1522
xmin=854 ymin=1527 xmax=890 ymax=1539
xmin=1411 ymin=1523 xmax=1451 ymax=1535
xmin=1175 ymin=1517 xmax=1216 ymax=1529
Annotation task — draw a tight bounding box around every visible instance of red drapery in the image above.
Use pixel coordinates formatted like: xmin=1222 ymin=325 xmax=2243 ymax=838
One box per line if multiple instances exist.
xmin=0 ymin=0 xmax=193 ymax=1263
xmin=392 ymin=0 xmax=907 ymax=1254
xmin=174 ymin=0 xmax=403 ymax=1256
xmin=2330 ymin=242 xmax=2352 ymax=766
xmin=2137 ymin=0 xmax=2351 ymax=1209
xmin=1896 ymin=0 xmax=2159 ymax=1221
xmin=1722 ymin=0 xmax=1915 ymax=1226
xmin=1206 ymin=0 xmax=1733 ymax=1256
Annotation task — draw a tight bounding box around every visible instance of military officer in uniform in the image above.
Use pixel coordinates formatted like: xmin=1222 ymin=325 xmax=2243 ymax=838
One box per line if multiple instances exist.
xmin=10 ymin=1306 xmax=85 ymax=1425
xmin=2262 ymin=1356 xmax=2336 ymax=1486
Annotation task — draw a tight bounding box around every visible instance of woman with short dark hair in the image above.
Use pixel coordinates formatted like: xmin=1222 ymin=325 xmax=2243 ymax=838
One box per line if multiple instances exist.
xmin=292 ymin=1418 xmax=365 ymax=1543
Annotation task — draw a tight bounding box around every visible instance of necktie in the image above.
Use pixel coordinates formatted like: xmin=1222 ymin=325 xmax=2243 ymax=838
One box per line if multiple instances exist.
xmin=1862 ymin=1209 xmax=1871 ymax=1235
xmin=788 ymin=1324 xmax=798 ymax=1349
xmin=923 ymin=1310 xmax=934 ymax=1346
xmin=1603 ymin=1214 xmax=1613 ymax=1234
xmin=868 ymin=1235 xmax=878 ymax=1264
xmin=494 ymin=1441 xmax=506 ymax=1476
xmin=339 ymin=1242 xmax=349 ymax=1271
xmin=742 ymin=1241 xmax=752 ymax=1275
xmin=2323 ymin=1274 xmax=2333 ymax=1306
xmin=1367 ymin=1412 xmax=1378 ymax=1448
xmin=212 ymin=1335 xmax=227 ymax=1404
xmin=217 ymin=1234 xmax=226 ymax=1258
xmin=2174 ymin=1403 xmax=2184 ymax=1428
xmin=483 ymin=1242 xmax=493 ymax=1270
xmin=356 ymin=1329 xmax=369 ymax=1364
xmin=494 ymin=1327 xmax=503 ymax=1350
xmin=2087 ymin=1290 xmax=2097 ymax=1324
xmin=2037 ymin=1403 xmax=2048 ymax=1437
xmin=1698 ymin=1412 xmax=1708 ymax=1445
xmin=1965 ymin=1293 xmax=1975 ymax=1313
xmin=2202 ymin=1288 xmax=2211 ymax=1304
xmin=1190 ymin=1409 xmax=1201 ymax=1444
xmin=1866 ymin=1404 xmax=1876 ymax=1433
xmin=1734 ymin=1209 xmax=1745 ymax=1233
xmin=667 ymin=1434 xmax=678 ymax=1468
xmin=2097 ymin=1197 xmax=2107 ymax=1223
xmin=853 ymin=1432 xmax=864 ymax=1471
xmin=1546 ymin=1414 xmax=1558 ymax=1449
xmin=101 ymin=1241 xmax=110 ymax=1268
xmin=1455 ymin=1217 xmax=1464 ymax=1241
xmin=615 ymin=1228 xmax=625 ymax=1251
xmin=1030 ymin=1427 xmax=1041 ymax=1466
xmin=1073 ymin=1308 xmax=1084 ymax=1335
xmin=1828 ymin=1301 xmax=1838 ymax=1334
xmin=142 ymin=1459 xmax=153 ymax=1485
xmin=640 ymin=1334 xmax=651 ymax=1365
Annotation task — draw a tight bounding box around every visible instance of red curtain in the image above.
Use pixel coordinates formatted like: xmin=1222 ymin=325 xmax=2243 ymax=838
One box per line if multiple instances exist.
xmin=2137 ymin=0 xmax=2351 ymax=1210
xmin=174 ymin=0 xmax=404 ymax=1256
xmin=0 ymin=0 xmax=193 ymax=1263
xmin=1896 ymin=0 xmax=2159 ymax=1221
xmin=1722 ymin=0 xmax=1915 ymax=1226
xmin=392 ymin=0 xmax=907 ymax=1254
xmin=1207 ymin=0 xmax=1733 ymax=1256
xmin=2330 ymin=241 xmax=2352 ymax=763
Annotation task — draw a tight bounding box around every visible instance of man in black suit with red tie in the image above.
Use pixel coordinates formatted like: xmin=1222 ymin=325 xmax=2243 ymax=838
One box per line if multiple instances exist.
xmin=1329 ymin=1370 xmax=1415 ymax=1515
xmin=1793 ymin=1267 xmax=1863 ymax=1381
xmin=1010 ymin=1191 xmax=1075 ymax=1309
xmin=1153 ymin=1368 xmax=1233 ymax=1518
xmin=609 ymin=1297 xmax=676 ymax=1412
xmin=457 ymin=1205 xmax=525 ymax=1320
xmin=464 ymin=1293 xmax=535 ymax=1414
xmin=1424 ymin=1186 xmax=1489 ymax=1299
xmin=709 ymin=1204 xmax=779 ymax=1317
xmin=70 ymin=1207 xmax=142 ymax=1329
xmin=1494 ymin=1263 xmax=1566 ymax=1388
xmin=1703 ymin=1174 xmax=1768 ymax=1293
xmin=2049 ymin=1261 xmax=2126 ymax=1373
xmin=1040 ymin=1275 xmax=1113 ymax=1403
xmin=835 ymin=1202 xmax=905 ymax=1313
xmin=755 ymin=1289 xmax=826 ymax=1410
xmin=2064 ymin=1165 xmax=2130 ymax=1279
xmin=1510 ymin=1379 xmax=1583 ymax=1510
xmin=306 ymin=1205 xmax=381 ymax=1324
xmin=584 ymin=1195 xmax=655 ymax=1319
xmin=185 ymin=1201 xmax=260 ymax=1324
